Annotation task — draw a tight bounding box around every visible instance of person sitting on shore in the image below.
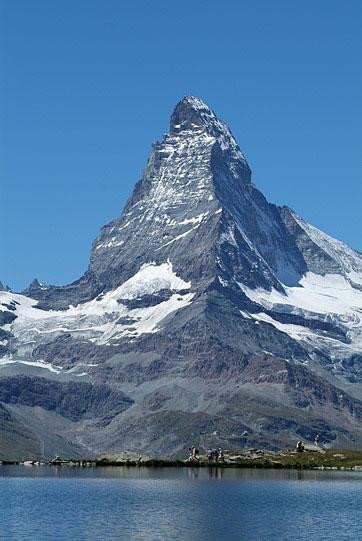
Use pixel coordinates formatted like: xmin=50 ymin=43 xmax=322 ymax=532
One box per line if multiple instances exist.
xmin=314 ymin=434 xmax=320 ymax=446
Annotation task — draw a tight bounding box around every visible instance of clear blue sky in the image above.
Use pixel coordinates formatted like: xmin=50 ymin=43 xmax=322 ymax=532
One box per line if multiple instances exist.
xmin=1 ymin=0 xmax=361 ymax=291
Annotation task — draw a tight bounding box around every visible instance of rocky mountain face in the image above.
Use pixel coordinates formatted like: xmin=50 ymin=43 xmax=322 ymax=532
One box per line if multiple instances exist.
xmin=1 ymin=96 xmax=362 ymax=459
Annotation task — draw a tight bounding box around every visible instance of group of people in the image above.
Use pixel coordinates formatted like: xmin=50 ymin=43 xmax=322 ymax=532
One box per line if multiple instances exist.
xmin=296 ymin=434 xmax=321 ymax=452
xmin=207 ymin=448 xmax=224 ymax=463
xmin=187 ymin=446 xmax=225 ymax=462
xmin=188 ymin=434 xmax=323 ymax=461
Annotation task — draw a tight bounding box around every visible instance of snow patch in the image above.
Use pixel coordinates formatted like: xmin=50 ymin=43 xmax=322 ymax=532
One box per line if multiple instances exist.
xmin=178 ymin=212 xmax=208 ymax=226
xmin=238 ymin=272 xmax=362 ymax=357
xmin=238 ymin=272 xmax=362 ymax=316
xmin=113 ymin=261 xmax=191 ymax=300
xmin=0 ymin=356 xmax=62 ymax=374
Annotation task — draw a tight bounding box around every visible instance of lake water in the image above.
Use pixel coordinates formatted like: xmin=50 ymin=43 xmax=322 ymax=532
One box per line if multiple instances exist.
xmin=0 ymin=466 xmax=361 ymax=540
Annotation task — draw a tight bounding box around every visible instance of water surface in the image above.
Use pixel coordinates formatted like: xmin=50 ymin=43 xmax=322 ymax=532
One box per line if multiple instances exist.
xmin=1 ymin=465 xmax=361 ymax=540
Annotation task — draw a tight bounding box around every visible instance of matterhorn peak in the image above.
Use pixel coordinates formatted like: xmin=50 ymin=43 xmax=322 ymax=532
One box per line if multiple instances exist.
xmin=170 ymin=95 xmax=219 ymax=134
xmin=2 ymin=96 xmax=362 ymax=459
xmin=169 ymin=96 xmax=250 ymax=179
xmin=170 ymin=95 xmax=238 ymax=143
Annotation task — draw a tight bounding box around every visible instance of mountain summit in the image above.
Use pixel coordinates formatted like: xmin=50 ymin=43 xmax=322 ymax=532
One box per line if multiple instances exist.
xmin=1 ymin=97 xmax=362 ymax=458
xmin=170 ymin=96 xmax=220 ymax=132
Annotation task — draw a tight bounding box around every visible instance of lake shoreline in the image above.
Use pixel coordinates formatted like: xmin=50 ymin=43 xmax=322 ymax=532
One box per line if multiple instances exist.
xmin=2 ymin=448 xmax=362 ymax=471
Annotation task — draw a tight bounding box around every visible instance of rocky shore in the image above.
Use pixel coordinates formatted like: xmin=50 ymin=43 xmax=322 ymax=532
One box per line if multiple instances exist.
xmin=2 ymin=448 xmax=362 ymax=471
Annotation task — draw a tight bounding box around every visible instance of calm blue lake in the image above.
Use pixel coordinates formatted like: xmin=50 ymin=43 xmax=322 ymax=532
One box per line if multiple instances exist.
xmin=0 ymin=466 xmax=361 ymax=540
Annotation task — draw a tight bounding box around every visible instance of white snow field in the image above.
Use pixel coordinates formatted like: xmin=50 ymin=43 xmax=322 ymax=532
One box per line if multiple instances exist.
xmin=0 ymin=262 xmax=194 ymax=373
xmin=239 ymin=271 xmax=362 ymax=359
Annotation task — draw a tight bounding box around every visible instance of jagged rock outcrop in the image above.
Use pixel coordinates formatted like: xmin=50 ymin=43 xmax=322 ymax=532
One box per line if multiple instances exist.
xmin=0 ymin=281 xmax=10 ymax=292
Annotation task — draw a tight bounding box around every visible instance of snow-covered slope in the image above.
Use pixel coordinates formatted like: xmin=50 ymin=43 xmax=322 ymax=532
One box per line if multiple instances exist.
xmin=290 ymin=210 xmax=362 ymax=286
xmin=239 ymin=272 xmax=362 ymax=362
xmin=280 ymin=206 xmax=362 ymax=284
xmin=0 ymin=262 xmax=193 ymax=375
